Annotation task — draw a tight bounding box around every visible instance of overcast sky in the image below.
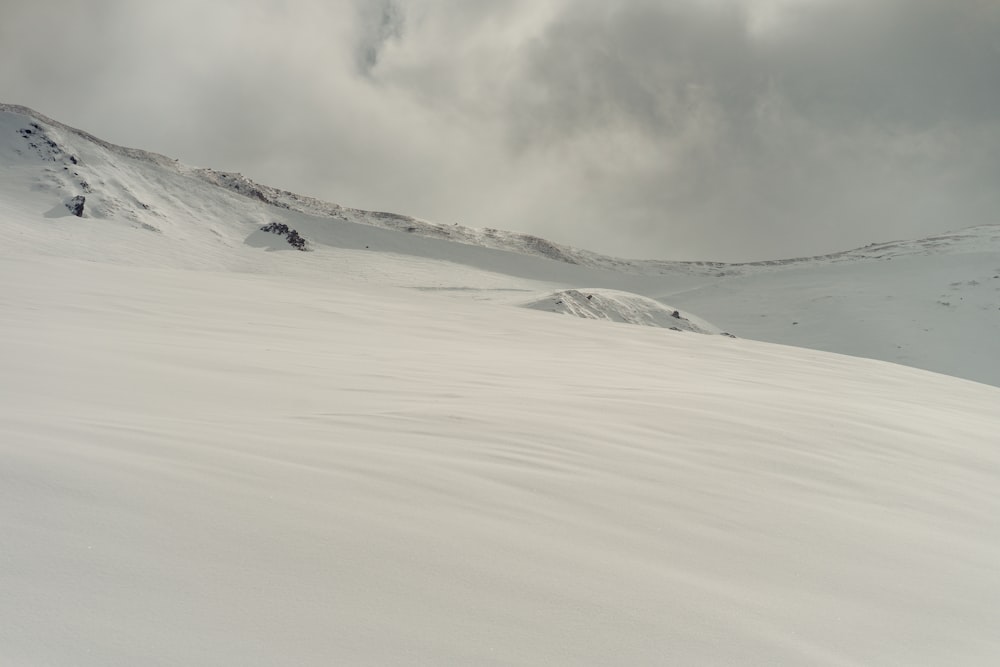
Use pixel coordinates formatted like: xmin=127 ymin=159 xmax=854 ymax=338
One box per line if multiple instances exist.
xmin=2 ymin=0 xmax=998 ymax=261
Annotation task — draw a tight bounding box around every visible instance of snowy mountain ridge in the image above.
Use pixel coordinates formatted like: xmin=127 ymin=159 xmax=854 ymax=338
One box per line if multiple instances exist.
xmin=5 ymin=103 xmax=995 ymax=277
xmin=197 ymin=160 xmax=1000 ymax=276
xmin=0 ymin=103 xmax=594 ymax=267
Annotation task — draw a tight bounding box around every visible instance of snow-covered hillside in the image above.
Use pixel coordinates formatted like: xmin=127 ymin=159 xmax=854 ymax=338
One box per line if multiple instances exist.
xmin=2 ymin=104 xmax=1000 ymax=664
xmin=3 ymin=103 xmax=997 ymax=385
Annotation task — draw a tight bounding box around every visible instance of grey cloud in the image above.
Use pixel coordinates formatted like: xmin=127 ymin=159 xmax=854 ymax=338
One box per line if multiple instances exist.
xmin=355 ymin=0 xmax=405 ymax=74
xmin=489 ymin=0 xmax=1000 ymax=258
xmin=1 ymin=0 xmax=998 ymax=261
xmin=764 ymin=0 xmax=1000 ymax=128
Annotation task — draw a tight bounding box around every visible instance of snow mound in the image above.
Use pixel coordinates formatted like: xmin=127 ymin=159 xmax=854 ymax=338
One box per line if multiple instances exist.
xmin=522 ymin=289 xmax=727 ymax=334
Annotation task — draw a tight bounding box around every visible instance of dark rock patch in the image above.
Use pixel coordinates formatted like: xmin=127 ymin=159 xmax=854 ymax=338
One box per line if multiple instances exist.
xmin=260 ymin=222 xmax=308 ymax=251
xmin=67 ymin=195 xmax=85 ymax=217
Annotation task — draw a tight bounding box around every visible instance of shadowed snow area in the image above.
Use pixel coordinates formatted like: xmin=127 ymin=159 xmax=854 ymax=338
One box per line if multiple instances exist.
xmin=2 ymin=104 xmax=1000 ymax=664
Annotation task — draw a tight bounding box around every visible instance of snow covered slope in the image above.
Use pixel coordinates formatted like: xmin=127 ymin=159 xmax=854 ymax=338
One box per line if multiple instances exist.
xmin=663 ymin=227 xmax=1000 ymax=388
xmin=3 ymin=255 xmax=1000 ymax=666
xmin=3 ymin=104 xmax=997 ymax=385
xmin=2 ymin=104 xmax=1000 ymax=664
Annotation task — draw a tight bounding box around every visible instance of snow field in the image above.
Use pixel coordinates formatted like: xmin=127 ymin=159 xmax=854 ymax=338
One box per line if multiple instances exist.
xmin=2 ymin=256 xmax=999 ymax=665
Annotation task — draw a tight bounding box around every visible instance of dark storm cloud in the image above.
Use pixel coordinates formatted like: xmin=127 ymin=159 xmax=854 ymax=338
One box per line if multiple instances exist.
xmin=2 ymin=0 xmax=998 ymax=260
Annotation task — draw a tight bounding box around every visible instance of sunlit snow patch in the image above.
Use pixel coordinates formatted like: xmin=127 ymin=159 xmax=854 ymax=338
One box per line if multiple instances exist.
xmin=522 ymin=289 xmax=729 ymax=335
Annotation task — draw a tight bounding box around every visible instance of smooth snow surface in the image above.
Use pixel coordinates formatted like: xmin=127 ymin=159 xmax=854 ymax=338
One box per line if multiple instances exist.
xmin=2 ymin=104 xmax=1000 ymax=664
xmin=3 ymin=256 xmax=1000 ymax=665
